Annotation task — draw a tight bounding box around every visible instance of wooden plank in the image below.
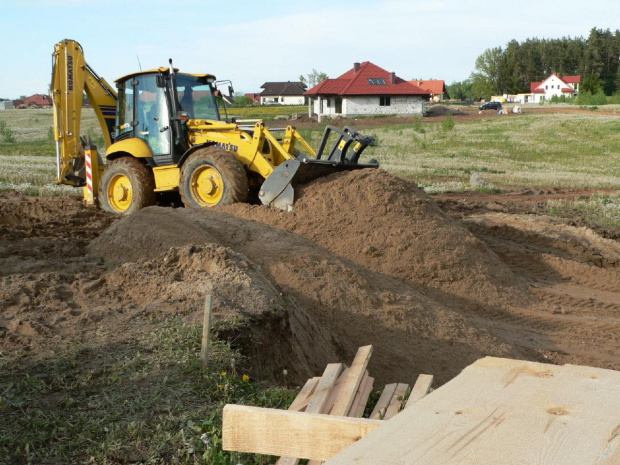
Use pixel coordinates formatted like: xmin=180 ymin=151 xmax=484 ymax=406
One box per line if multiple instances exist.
xmin=383 ymin=383 xmax=408 ymax=420
xmin=288 ymin=377 xmax=320 ymax=412
xmin=330 ymin=345 xmax=373 ymax=416
xmin=370 ymin=383 xmax=397 ymax=419
xmin=404 ymin=374 xmax=433 ymax=409
xmin=306 ymin=363 xmax=343 ymax=414
xmin=222 ymin=404 xmax=382 ymax=461
xmin=350 ymin=373 xmax=374 ymax=418
xmin=326 ymin=357 xmax=620 ymax=465
xmin=323 ymin=367 xmax=350 ymax=415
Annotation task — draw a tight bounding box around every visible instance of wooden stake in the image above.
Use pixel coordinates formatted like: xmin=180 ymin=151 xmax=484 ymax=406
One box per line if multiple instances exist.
xmin=201 ymin=294 xmax=212 ymax=366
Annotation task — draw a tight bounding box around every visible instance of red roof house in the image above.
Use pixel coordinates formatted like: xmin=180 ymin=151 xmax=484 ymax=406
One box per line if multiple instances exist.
xmin=409 ymin=80 xmax=449 ymax=102
xmin=244 ymin=93 xmax=261 ymax=104
xmin=23 ymin=94 xmax=53 ymax=107
xmin=305 ymin=62 xmax=430 ymax=117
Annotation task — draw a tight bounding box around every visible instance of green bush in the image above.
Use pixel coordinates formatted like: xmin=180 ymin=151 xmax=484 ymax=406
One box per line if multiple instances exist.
xmin=442 ymin=113 xmax=455 ymax=131
xmin=575 ymin=91 xmax=608 ymax=105
xmin=549 ymin=94 xmax=575 ymax=104
xmin=412 ymin=117 xmax=425 ymax=133
xmin=0 ymin=120 xmax=16 ymax=143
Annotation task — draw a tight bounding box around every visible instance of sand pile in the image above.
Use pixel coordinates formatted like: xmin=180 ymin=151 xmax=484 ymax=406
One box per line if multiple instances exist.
xmin=88 ymin=206 xmax=530 ymax=384
xmin=224 ymin=169 xmax=530 ymax=309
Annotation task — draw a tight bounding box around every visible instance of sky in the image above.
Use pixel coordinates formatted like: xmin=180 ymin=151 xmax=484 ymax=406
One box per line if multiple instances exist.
xmin=1 ymin=0 xmax=619 ymax=99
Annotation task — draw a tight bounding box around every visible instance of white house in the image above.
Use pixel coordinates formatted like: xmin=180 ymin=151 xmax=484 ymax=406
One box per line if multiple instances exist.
xmin=520 ymin=74 xmax=580 ymax=103
xmin=305 ymin=62 xmax=430 ymax=118
xmin=259 ymin=82 xmax=307 ymax=105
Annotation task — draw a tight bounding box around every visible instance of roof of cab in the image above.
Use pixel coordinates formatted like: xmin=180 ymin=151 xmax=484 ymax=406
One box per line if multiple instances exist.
xmin=114 ymin=67 xmax=216 ymax=83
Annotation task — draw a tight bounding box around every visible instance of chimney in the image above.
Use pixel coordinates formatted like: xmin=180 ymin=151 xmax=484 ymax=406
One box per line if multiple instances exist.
xmin=354 ymin=62 xmax=360 ymax=73
xmin=390 ymin=72 xmax=396 ymax=84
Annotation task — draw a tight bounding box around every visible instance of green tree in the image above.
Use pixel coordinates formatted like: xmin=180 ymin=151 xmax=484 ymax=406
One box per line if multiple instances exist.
xmin=446 ymin=79 xmax=475 ymax=101
xmin=299 ymin=69 xmax=328 ymax=89
xmin=470 ymin=47 xmax=504 ymax=100
xmin=581 ymin=74 xmax=603 ymax=94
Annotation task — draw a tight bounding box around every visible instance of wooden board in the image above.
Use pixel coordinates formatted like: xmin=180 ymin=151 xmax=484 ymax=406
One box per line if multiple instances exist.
xmin=289 ymin=377 xmax=320 ymax=412
xmin=383 ymin=382 xmax=408 ymax=420
xmin=370 ymin=383 xmax=397 ymax=420
xmin=323 ymin=367 xmax=350 ymax=415
xmin=326 ymin=357 xmax=620 ymax=465
xmin=330 ymin=345 xmax=373 ymax=416
xmin=350 ymin=373 xmax=374 ymax=418
xmin=306 ymin=363 xmax=343 ymax=414
xmin=222 ymin=404 xmax=382 ymax=461
xmin=404 ymin=373 xmax=433 ymax=409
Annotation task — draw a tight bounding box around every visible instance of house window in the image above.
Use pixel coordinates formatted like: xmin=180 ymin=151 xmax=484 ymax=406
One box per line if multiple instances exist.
xmin=379 ymin=96 xmax=391 ymax=106
xmin=367 ymin=78 xmax=386 ymax=85
xmin=326 ymin=98 xmax=331 ymax=108
xmin=545 ymin=85 xmax=548 ymax=89
xmin=335 ymin=97 xmax=342 ymax=114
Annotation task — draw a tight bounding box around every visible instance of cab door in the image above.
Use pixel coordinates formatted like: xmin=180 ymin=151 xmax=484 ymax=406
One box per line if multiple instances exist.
xmin=136 ymin=75 xmax=173 ymax=165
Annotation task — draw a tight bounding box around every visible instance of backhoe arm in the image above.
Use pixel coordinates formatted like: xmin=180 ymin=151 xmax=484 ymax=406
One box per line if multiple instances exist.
xmin=51 ymin=39 xmax=117 ymax=186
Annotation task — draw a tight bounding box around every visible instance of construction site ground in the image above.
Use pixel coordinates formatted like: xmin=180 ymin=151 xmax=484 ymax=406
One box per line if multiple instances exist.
xmin=2 ymin=168 xmax=619 ymax=388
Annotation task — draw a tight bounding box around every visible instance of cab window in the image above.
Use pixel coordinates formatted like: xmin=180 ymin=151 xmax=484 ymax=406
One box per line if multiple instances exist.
xmin=175 ymin=74 xmax=219 ymax=121
xmin=116 ymin=82 xmax=134 ymax=137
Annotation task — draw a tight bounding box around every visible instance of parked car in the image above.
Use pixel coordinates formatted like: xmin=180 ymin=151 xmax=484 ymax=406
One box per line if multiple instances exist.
xmin=479 ymin=101 xmax=502 ymax=110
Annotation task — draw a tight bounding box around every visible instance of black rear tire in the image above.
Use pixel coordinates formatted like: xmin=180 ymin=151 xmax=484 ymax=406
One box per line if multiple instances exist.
xmin=98 ymin=157 xmax=156 ymax=215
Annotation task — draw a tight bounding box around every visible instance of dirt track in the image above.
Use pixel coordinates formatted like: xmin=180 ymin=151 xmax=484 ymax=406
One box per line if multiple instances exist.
xmin=1 ymin=170 xmax=619 ymax=386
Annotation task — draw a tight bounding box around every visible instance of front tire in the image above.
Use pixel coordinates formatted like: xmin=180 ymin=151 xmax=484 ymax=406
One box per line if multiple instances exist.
xmin=179 ymin=146 xmax=248 ymax=208
xmin=98 ymin=157 xmax=156 ymax=215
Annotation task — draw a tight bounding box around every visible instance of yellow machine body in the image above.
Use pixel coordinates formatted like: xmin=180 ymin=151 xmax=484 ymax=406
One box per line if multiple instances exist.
xmin=51 ymin=39 xmax=378 ymax=213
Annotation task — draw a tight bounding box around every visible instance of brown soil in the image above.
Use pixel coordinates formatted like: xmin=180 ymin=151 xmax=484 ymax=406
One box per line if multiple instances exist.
xmin=2 ymin=170 xmax=619 ymax=388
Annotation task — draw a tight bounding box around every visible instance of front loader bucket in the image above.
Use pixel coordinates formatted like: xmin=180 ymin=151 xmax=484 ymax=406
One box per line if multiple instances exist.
xmin=259 ymin=124 xmax=379 ymax=211
xmin=259 ymin=156 xmax=380 ymax=211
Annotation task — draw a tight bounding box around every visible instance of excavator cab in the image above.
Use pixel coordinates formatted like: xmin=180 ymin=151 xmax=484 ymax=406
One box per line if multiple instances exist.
xmin=114 ymin=70 xmax=220 ymax=166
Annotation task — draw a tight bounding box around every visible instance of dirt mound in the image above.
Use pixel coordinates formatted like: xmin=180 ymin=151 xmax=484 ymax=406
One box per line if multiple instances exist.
xmin=0 ymin=190 xmax=113 ymax=239
xmin=224 ymin=169 xmax=530 ymax=310
xmin=426 ymin=105 xmax=467 ymax=117
xmin=87 ymin=206 xmax=531 ymax=384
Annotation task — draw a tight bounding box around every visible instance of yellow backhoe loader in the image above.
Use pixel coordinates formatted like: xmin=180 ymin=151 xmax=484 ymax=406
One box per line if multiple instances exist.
xmin=51 ymin=39 xmax=378 ymax=214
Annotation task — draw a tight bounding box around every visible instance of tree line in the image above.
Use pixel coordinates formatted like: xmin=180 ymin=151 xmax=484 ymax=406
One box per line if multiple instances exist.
xmin=448 ymin=27 xmax=620 ymax=101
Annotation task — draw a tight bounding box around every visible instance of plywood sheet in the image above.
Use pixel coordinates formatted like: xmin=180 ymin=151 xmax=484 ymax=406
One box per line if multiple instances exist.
xmin=326 ymin=357 xmax=620 ymax=465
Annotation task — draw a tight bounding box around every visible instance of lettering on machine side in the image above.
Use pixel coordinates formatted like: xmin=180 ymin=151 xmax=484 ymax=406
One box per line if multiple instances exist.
xmin=206 ymin=140 xmax=239 ymax=153
xmin=67 ymin=55 xmax=74 ymax=91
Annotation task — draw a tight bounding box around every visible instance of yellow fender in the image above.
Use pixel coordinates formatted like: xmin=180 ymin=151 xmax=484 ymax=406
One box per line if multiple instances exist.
xmin=106 ymin=138 xmax=154 ymax=160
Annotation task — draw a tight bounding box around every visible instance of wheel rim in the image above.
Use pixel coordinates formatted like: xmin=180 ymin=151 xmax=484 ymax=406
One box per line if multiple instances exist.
xmin=190 ymin=165 xmax=224 ymax=206
xmin=106 ymin=173 xmax=133 ymax=212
